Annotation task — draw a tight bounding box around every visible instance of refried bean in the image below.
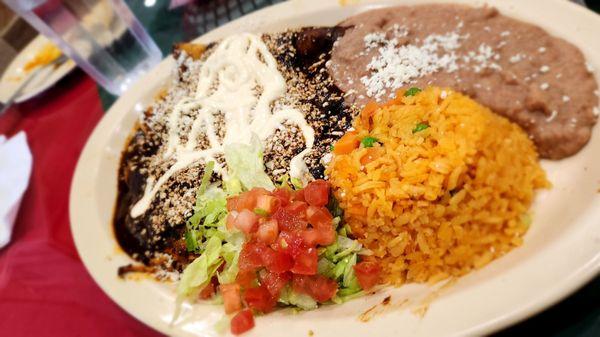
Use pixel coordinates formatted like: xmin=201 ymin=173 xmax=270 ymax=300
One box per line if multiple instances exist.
xmin=328 ymin=4 xmax=599 ymax=159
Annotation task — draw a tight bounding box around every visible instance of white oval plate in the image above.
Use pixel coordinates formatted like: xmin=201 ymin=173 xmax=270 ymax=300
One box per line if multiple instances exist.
xmin=70 ymin=0 xmax=600 ymax=336
xmin=0 ymin=35 xmax=76 ymax=104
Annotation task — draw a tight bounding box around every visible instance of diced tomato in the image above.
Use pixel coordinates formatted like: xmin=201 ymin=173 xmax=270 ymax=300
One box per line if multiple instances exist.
xmin=243 ymin=285 xmax=276 ymax=313
xmin=229 ymin=188 xmax=270 ymax=212
xmin=235 ymin=270 xmax=257 ymax=289
xmin=272 ymin=188 xmax=292 ymax=208
xmin=353 ymin=261 xmax=382 ymax=291
xmin=291 ymin=247 xmax=318 ymax=275
xmin=231 ymin=309 xmax=255 ymax=335
xmin=234 ymin=209 xmax=259 ymax=233
xmin=273 ymin=202 xmax=308 ymax=232
xmin=333 ymin=131 xmax=360 ymax=155
xmin=306 ymin=206 xmax=333 ymax=230
xmin=292 ymin=188 xmax=305 ymax=202
xmin=309 ymin=276 xmax=338 ymax=302
xmin=256 ymin=194 xmax=277 ymax=213
xmin=292 ymin=274 xmax=338 ymax=303
xmin=262 ymin=248 xmax=293 ymax=273
xmin=286 ymin=201 xmax=308 ymax=219
xmin=291 ymin=274 xmax=310 ymax=294
xmin=226 ymin=196 xmax=239 ymax=212
xmin=276 ymin=231 xmax=305 ymax=258
xmin=301 ymin=227 xmax=336 ymax=246
xmin=317 ymin=227 xmax=336 ymax=246
xmin=198 ymin=281 xmax=215 ymax=300
xmin=220 ymin=283 xmax=242 ymax=314
xmin=246 ymin=188 xmax=270 ymax=208
xmin=234 ymin=192 xmax=255 ymax=211
xmin=303 ymin=180 xmax=330 ymax=207
xmin=226 ymin=211 xmax=239 ymax=230
xmin=256 ymin=219 xmax=279 ymax=245
xmin=300 ymin=229 xmax=320 ymax=247
xmin=260 ymin=271 xmax=292 ymax=297
xmin=239 ymin=242 xmax=266 ymax=272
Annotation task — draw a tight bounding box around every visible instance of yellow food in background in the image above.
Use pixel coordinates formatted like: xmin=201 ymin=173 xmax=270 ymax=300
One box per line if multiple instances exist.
xmin=327 ymin=87 xmax=549 ymax=285
xmin=23 ymin=43 xmax=62 ymax=72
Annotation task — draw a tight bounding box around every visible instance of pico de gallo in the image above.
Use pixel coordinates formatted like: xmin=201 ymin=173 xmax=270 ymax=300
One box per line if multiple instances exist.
xmin=175 ymin=164 xmax=382 ymax=335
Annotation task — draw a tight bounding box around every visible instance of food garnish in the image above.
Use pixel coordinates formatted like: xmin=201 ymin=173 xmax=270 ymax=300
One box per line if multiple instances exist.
xmin=412 ymin=122 xmax=430 ymax=133
xmin=172 ymin=140 xmax=380 ymax=334
xmin=360 ymin=136 xmax=378 ymax=148
xmin=403 ymin=87 xmax=422 ymax=97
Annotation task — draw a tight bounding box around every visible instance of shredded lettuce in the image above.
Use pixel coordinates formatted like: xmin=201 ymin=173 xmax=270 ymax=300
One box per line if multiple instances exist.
xmin=185 ymin=185 xmax=228 ymax=252
xmin=332 ymin=290 xmax=366 ymax=304
xmin=224 ymin=177 xmax=242 ymax=195
xmin=217 ymin=232 xmax=245 ymax=284
xmin=278 ymin=285 xmax=318 ymax=310
xmin=174 ymin=236 xmax=223 ymax=321
xmin=224 ymin=135 xmax=274 ymax=191
xmin=176 ymin=135 xmax=276 ymax=315
xmin=290 ymin=177 xmax=303 ymax=190
xmin=317 ymin=207 xmax=365 ymax=303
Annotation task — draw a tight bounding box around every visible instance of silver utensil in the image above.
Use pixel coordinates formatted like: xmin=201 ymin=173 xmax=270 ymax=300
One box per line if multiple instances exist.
xmin=0 ymin=54 xmax=68 ymax=116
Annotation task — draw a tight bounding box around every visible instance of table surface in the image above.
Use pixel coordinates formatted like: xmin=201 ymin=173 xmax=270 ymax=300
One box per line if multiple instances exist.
xmin=1 ymin=0 xmax=599 ymax=336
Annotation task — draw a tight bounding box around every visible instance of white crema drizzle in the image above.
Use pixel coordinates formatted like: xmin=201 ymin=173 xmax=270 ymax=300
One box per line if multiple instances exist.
xmin=130 ymin=33 xmax=315 ymax=218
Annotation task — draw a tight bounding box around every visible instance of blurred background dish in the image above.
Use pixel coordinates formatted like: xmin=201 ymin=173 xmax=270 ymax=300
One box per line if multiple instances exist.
xmin=0 ymin=35 xmax=75 ymax=104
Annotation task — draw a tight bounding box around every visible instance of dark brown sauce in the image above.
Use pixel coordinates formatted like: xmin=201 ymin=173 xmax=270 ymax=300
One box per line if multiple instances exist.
xmin=113 ymin=28 xmax=356 ymax=269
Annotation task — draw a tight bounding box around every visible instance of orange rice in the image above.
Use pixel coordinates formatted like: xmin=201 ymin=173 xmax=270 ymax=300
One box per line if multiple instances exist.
xmin=327 ymin=87 xmax=549 ymax=285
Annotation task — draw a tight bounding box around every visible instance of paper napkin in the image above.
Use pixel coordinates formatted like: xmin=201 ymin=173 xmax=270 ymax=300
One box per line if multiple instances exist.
xmin=0 ymin=132 xmax=33 ymax=248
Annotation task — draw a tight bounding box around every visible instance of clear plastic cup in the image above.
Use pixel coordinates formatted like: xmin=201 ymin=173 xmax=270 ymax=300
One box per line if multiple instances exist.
xmin=3 ymin=0 xmax=162 ymax=95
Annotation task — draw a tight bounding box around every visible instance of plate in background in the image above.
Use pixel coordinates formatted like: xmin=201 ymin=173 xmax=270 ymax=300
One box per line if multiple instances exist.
xmin=0 ymin=35 xmax=76 ymax=104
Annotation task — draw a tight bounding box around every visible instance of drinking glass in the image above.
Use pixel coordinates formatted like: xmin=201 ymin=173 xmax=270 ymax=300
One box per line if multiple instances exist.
xmin=3 ymin=0 xmax=162 ymax=95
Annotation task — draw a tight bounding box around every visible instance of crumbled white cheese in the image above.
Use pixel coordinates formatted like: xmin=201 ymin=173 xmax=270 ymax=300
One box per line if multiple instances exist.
xmin=546 ymin=110 xmax=558 ymax=122
xmin=321 ymin=153 xmax=333 ymax=165
xmin=364 ymin=32 xmax=388 ymax=49
xmin=540 ymin=65 xmax=550 ymax=73
xmin=562 ymin=95 xmax=570 ymax=103
xmin=272 ymin=168 xmax=287 ymax=175
xmin=440 ymin=90 xmax=448 ymax=99
xmin=538 ymin=47 xmax=547 ymax=53
xmin=360 ymin=31 xmax=464 ymax=99
xmin=467 ymin=43 xmax=502 ymax=73
xmin=500 ymin=31 xmax=511 ymax=37
xmin=509 ymin=54 xmax=524 ymax=64
xmin=540 ymin=82 xmax=549 ymax=90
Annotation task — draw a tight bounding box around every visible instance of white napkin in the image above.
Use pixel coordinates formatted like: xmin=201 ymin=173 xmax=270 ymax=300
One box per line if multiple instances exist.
xmin=0 ymin=132 xmax=33 ymax=248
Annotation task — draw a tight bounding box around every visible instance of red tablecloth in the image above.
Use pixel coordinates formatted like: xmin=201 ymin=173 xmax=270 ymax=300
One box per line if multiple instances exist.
xmin=0 ymin=71 xmax=162 ymax=337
